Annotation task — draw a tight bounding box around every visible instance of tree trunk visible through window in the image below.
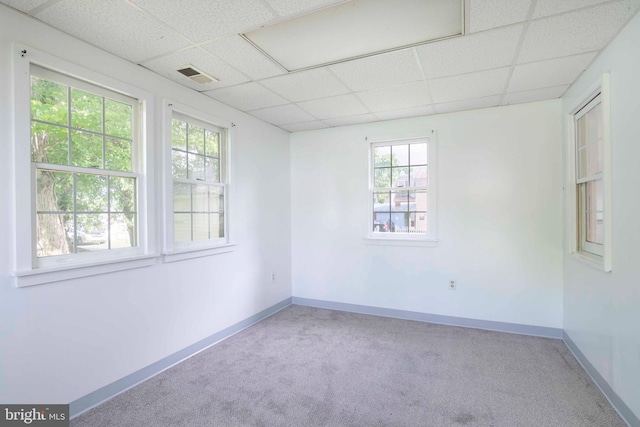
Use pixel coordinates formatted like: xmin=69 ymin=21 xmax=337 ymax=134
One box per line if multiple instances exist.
xmin=32 ymin=131 xmax=70 ymax=257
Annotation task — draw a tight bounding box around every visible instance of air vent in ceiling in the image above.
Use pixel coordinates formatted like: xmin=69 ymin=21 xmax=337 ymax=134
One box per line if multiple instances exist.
xmin=177 ymin=65 xmax=218 ymax=84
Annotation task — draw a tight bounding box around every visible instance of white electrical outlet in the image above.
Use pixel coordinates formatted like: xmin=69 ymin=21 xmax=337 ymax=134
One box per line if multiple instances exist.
xmin=449 ymin=280 xmax=456 ymax=290
xmin=271 ymin=273 xmax=276 ymax=283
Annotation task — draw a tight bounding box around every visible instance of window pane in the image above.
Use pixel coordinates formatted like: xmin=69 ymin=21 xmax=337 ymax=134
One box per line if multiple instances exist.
xmin=31 ymin=122 xmax=69 ymax=165
xmin=192 ymin=185 xmax=208 ymax=212
xmin=36 ymin=214 xmax=72 ymax=257
xmin=209 ymin=213 xmax=224 ymax=239
xmin=31 ymin=76 xmax=68 ymax=125
xmin=192 ymin=213 xmax=209 ymax=240
xmin=374 ymin=167 xmax=391 ymax=188
xmin=109 ymin=176 xmax=136 ymax=213
xmin=373 ymin=212 xmax=391 ymax=233
xmin=105 ymin=138 xmax=132 ymax=172
xmin=389 ymin=212 xmax=406 ymax=232
xmin=392 ymin=191 xmax=410 ymax=212
xmin=409 ymin=212 xmax=427 ymax=233
xmin=173 ymin=183 xmax=191 ymax=212
xmin=409 ymin=166 xmax=427 ymax=187
xmin=71 ymin=130 xmax=103 ymax=168
xmin=576 ymin=101 xmax=602 ymax=179
xmin=413 ymin=190 xmax=427 ymax=213
xmin=392 ymin=167 xmax=409 ymax=187
xmin=391 ymin=144 xmax=409 ymax=166
xmin=576 ymin=114 xmax=587 ymax=149
xmin=188 ymin=153 xmax=206 ymax=181
xmin=585 ymin=180 xmax=604 ymax=245
xmin=206 ymin=157 xmax=220 ymax=182
xmin=36 ymin=170 xmax=73 ymax=212
xmin=172 ymin=119 xmax=187 ymax=150
xmin=105 ymin=99 xmax=132 ymax=139
xmin=110 ymin=213 xmax=136 ymax=248
xmin=172 ymin=150 xmax=187 ymax=179
xmin=76 ymin=174 xmax=108 ymax=212
xmin=373 ymin=191 xmax=391 ymax=210
xmin=174 ymin=213 xmax=191 ymax=242
xmin=209 ymin=187 xmax=224 ymax=213
xmin=374 ymin=146 xmax=391 ymax=167
xmin=188 ymin=124 xmax=205 ymax=155
xmin=75 ymin=214 xmax=108 ymax=251
xmin=410 ymin=143 xmax=427 ymax=165
xmin=206 ymin=130 xmax=219 ymax=157
xmin=71 ymin=89 xmax=103 ymax=133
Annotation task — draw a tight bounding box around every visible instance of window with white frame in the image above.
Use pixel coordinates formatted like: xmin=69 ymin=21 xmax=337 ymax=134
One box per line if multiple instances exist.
xmin=29 ymin=65 xmax=142 ymax=266
xmin=368 ymin=136 xmax=436 ymax=242
xmin=569 ymin=74 xmax=611 ymax=271
xmin=170 ymin=113 xmax=227 ymax=248
xmin=575 ymin=94 xmax=604 ymax=257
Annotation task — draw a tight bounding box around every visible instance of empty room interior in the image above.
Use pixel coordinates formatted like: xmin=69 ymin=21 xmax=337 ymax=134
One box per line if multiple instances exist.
xmin=0 ymin=0 xmax=639 ymax=425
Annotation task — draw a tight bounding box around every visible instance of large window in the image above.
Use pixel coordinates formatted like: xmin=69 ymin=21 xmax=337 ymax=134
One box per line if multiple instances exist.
xmin=30 ymin=66 xmax=141 ymax=264
xmin=368 ymin=136 xmax=436 ymax=243
xmin=170 ymin=113 xmax=227 ymax=248
xmin=569 ymin=74 xmax=611 ymax=271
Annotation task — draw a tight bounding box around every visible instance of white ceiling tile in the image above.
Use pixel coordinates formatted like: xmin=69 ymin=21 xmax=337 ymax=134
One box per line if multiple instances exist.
xmin=434 ymin=95 xmax=502 ymax=114
xmin=503 ymin=85 xmax=569 ymax=105
xmin=0 ymin=0 xmax=49 ymax=13
xmin=322 ymin=114 xmax=378 ymax=127
xmin=533 ymin=0 xmax=610 ymax=19
xmin=249 ymin=104 xmax=316 ymax=125
xmin=416 ymin=25 xmax=523 ymax=79
xmin=356 ymin=82 xmax=431 ymax=113
xmin=429 ymin=68 xmax=510 ymax=104
xmin=141 ymin=48 xmax=249 ymax=91
xmin=201 ymin=36 xmax=285 ymax=81
xmin=328 ymin=49 xmax=423 ymax=91
xmin=260 ymin=68 xmax=350 ymax=102
xmin=374 ymin=106 xmax=435 ymax=121
xmin=281 ymin=121 xmax=330 ymax=132
xmin=34 ymin=0 xmax=190 ymax=63
xmin=297 ymin=94 xmax=369 ymax=119
xmin=204 ymin=82 xmax=288 ymax=111
xmin=518 ymin=2 xmax=632 ymax=63
xmin=264 ymin=0 xmax=345 ymax=17
xmin=468 ymin=0 xmax=532 ymax=33
xmin=508 ymin=53 xmax=596 ymax=93
xmin=129 ymin=0 xmax=275 ymax=43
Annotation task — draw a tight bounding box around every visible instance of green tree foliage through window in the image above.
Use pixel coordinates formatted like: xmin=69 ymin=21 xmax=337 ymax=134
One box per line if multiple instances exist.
xmin=30 ymin=70 xmax=138 ymax=258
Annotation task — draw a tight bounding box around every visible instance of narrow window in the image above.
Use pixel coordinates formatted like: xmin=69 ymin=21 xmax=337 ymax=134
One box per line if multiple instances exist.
xmin=574 ymin=94 xmax=604 ymax=257
xmin=171 ymin=114 xmax=227 ymax=246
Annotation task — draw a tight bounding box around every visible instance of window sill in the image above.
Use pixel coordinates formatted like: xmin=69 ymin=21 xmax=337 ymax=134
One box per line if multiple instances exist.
xmin=14 ymin=254 xmax=158 ymax=287
xmin=570 ymin=251 xmax=609 ymax=272
xmin=163 ymin=243 xmax=235 ymax=263
xmin=364 ymin=236 xmax=438 ymax=248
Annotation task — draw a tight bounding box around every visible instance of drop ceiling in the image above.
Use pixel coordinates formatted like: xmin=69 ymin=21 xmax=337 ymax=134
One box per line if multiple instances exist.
xmin=2 ymin=0 xmax=638 ymax=132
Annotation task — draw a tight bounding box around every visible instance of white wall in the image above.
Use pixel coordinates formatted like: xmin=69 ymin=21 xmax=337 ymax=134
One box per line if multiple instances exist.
xmin=0 ymin=5 xmax=291 ymax=403
xmin=562 ymin=11 xmax=640 ymax=420
xmin=291 ymin=101 xmax=564 ymax=328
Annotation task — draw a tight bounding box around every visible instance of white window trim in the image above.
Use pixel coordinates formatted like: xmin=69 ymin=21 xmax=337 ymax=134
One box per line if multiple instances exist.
xmin=11 ymin=44 xmax=156 ymax=287
xmin=364 ymin=131 xmax=438 ymax=246
xmin=162 ymin=100 xmax=235 ymax=263
xmin=566 ymin=73 xmax=612 ymax=272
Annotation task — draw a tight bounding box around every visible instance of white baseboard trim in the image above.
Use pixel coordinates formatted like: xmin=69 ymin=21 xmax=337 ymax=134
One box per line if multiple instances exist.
xmin=292 ymin=297 xmax=563 ymax=338
xmin=69 ymin=297 xmax=292 ymax=419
